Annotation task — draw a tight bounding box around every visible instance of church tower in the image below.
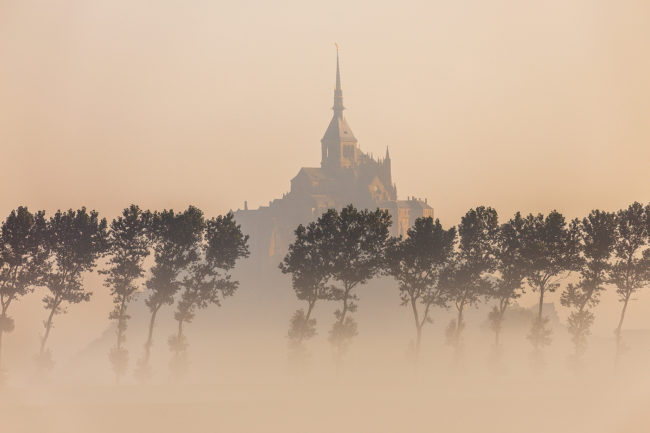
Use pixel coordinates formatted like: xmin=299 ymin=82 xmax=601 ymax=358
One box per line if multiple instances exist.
xmin=321 ymin=47 xmax=359 ymax=170
xmin=234 ymin=49 xmax=434 ymax=261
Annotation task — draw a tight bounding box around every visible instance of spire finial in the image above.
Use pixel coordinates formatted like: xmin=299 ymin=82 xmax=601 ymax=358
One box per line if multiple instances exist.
xmin=335 ymin=43 xmax=341 ymax=91
xmin=333 ymin=43 xmax=344 ymax=117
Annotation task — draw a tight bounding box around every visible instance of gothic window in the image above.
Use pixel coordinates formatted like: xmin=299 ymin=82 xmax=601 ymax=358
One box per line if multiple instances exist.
xmin=343 ymin=144 xmax=354 ymax=158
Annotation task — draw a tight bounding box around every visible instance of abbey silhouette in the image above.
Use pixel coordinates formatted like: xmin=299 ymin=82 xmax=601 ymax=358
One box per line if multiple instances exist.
xmin=234 ymin=50 xmax=433 ymax=260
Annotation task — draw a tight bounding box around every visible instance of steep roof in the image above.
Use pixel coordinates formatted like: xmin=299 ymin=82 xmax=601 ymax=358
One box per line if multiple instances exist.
xmin=291 ymin=167 xmax=328 ymax=189
xmin=322 ymin=115 xmax=357 ymax=143
xmin=298 ymin=167 xmax=327 ymax=181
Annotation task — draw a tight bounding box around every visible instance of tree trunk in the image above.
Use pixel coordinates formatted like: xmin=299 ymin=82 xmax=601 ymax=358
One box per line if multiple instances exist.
xmin=340 ymin=293 xmax=349 ymax=323
xmin=333 ymin=285 xmax=354 ymax=369
xmin=494 ymin=300 xmax=508 ymax=348
xmin=177 ymin=318 xmax=184 ymax=346
xmin=114 ymin=298 xmax=128 ymax=385
xmin=300 ymin=300 xmax=316 ymax=344
xmin=116 ymin=297 xmax=127 ymax=351
xmin=0 ymin=326 xmax=4 ymax=372
xmin=0 ymin=305 xmax=6 ymax=370
xmin=410 ymin=298 xmax=422 ymax=358
xmin=305 ymin=301 xmax=315 ymax=321
xmin=615 ymin=292 xmax=631 ymax=364
xmin=529 ymin=285 xmax=547 ymax=354
xmin=115 ymin=320 xmax=125 ymax=383
xmin=495 ymin=306 xmax=505 ymax=347
xmin=456 ymin=303 xmax=465 ymax=343
xmin=169 ymin=317 xmax=188 ymax=381
xmin=142 ymin=304 xmax=161 ymax=366
xmin=40 ymin=303 xmax=58 ymax=356
xmin=451 ymin=302 xmax=466 ymax=365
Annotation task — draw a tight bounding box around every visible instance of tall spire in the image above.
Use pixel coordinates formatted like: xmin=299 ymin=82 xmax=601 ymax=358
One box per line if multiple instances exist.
xmin=333 ymin=43 xmax=344 ymax=118
xmin=322 ymin=45 xmax=357 ymax=169
xmin=335 ymin=44 xmax=341 ymax=90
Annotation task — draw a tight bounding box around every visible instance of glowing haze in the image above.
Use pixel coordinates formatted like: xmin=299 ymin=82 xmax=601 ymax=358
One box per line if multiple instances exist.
xmin=1 ymin=0 xmax=648 ymax=328
xmin=0 ymin=3 xmax=650 ymax=431
xmin=1 ymin=1 xmax=648 ymax=221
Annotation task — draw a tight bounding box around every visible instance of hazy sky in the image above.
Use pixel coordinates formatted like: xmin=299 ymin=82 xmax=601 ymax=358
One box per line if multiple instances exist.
xmin=1 ymin=0 xmax=648 ymax=225
xmin=0 ymin=1 xmax=649 ymax=343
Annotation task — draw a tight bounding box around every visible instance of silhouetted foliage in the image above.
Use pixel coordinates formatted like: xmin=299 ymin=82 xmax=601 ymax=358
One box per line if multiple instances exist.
xmin=610 ymin=202 xmax=650 ymax=361
xmin=487 ymin=212 xmax=527 ymax=348
xmin=444 ymin=207 xmax=499 ymax=354
xmin=101 ymin=205 xmax=152 ymax=383
xmin=0 ymin=207 xmax=49 ymax=373
xmin=287 ymin=309 xmax=317 ymax=344
xmin=518 ymin=211 xmax=581 ymax=357
xmin=280 ymin=214 xmax=337 ymax=360
xmin=324 ymin=205 xmax=391 ymax=356
xmin=39 ymin=208 xmax=108 ymax=370
xmin=169 ymin=213 xmax=249 ymax=380
xmin=560 ymin=210 xmax=617 ymax=367
xmin=384 ymin=217 xmax=456 ymax=359
xmin=0 ymin=199 xmax=648 ymax=384
xmin=135 ymin=206 xmax=204 ymax=382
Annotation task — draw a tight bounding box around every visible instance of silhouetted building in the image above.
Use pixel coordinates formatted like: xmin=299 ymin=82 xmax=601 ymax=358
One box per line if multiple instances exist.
xmin=234 ymin=51 xmax=433 ymax=260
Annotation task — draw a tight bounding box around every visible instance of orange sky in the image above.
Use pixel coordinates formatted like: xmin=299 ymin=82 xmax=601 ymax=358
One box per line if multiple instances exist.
xmin=1 ymin=0 xmax=648 ymax=224
xmin=0 ymin=1 xmax=649 ymax=338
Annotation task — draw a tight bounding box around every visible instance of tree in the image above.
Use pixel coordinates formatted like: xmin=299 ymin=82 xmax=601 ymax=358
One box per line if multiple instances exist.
xmin=169 ymin=213 xmax=249 ymax=379
xmin=0 ymin=207 xmax=49 ymax=374
xmin=560 ymin=210 xmax=617 ymax=366
xmin=519 ymin=211 xmax=581 ymax=359
xmin=444 ymin=206 xmax=498 ymax=353
xmin=326 ymin=205 xmax=391 ymax=356
xmin=384 ymin=217 xmax=456 ymax=360
xmin=39 ymin=208 xmax=108 ymax=369
xmin=100 ymin=205 xmax=152 ymax=383
xmin=280 ymin=213 xmax=336 ymax=361
xmin=487 ymin=212 xmax=527 ymax=348
xmin=610 ymin=202 xmax=650 ymax=361
xmin=135 ymin=206 xmax=204 ymax=382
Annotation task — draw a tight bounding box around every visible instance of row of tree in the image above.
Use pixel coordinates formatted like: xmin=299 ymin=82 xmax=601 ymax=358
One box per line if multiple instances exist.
xmin=281 ymin=203 xmax=650 ymax=367
xmin=1 ymin=202 xmax=648 ymax=381
xmin=0 ymin=205 xmax=249 ymax=383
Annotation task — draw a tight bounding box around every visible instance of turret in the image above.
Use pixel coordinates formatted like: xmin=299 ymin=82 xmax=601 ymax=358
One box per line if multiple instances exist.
xmin=381 ymin=146 xmax=393 ymax=193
